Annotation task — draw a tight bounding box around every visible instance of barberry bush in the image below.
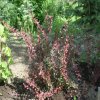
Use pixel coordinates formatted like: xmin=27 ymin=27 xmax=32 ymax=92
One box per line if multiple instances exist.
xmin=25 ymin=15 xmax=70 ymax=100
xmin=1 ymin=15 xmax=80 ymax=100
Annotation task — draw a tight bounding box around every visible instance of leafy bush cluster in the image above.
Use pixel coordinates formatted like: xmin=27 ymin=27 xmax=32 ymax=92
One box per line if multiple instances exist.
xmin=0 ymin=0 xmax=70 ymax=33
xmin=74 ymin=0 xmax=100 ymax=24
xmin=0 ymin=24 xmax=12 ymax=81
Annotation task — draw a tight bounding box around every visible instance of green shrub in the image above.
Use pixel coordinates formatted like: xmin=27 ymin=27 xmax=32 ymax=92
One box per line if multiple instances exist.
xmin=0 ymin=24 xmax=13 ymax=81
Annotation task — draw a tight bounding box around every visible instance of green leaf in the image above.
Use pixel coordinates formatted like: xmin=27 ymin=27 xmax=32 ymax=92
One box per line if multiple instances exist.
xmin=5 ymin=69 xmax=12 ymax=76
xmin=8 ymin=58 xmax=13 ymax=64
xmin=3 ymin=46 xmax=11 ymax=56
xmin=6 ymin=47 xmax=11 ymax=57
xmin=73 ymin=96 xmax=77 ymax=100
xmin=1 ymin=61 xmax=7 ymax=68
xmin=1 ymin=72 xmax=8 ymax=79
xmin=0 ymin=69 xmax=2 ymax=74
xmin=0 ymin=24 xmax=4 ymax=35
xmin=1 ymin=37 xmax=6 ymax=43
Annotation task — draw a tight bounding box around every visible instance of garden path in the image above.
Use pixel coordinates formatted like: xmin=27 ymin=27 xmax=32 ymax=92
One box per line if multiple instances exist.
xmin=0 ymin=34 xmax=31 ymax=100
xmin=8 ymin=34 xmax=29 ymax=79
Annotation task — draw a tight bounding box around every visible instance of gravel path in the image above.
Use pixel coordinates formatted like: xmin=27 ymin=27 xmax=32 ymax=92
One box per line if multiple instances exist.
xmin=8 ymin=34 xmax=29 ymax=79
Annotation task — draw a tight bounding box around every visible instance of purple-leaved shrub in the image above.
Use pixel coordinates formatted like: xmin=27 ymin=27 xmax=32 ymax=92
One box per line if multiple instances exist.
xmin=0 ymin=16 xmax=81 ymax=100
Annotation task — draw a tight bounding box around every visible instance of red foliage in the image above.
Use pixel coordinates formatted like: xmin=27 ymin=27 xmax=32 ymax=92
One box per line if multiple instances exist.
xmin=0 ymin=16 xmax=71 ymax=99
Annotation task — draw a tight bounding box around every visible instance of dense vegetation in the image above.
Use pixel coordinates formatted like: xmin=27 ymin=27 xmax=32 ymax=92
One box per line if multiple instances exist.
xmin=0 ymin=0 xmax=100 ymax=99
xmin=0 ymin=24 xmax=12 ymax=81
